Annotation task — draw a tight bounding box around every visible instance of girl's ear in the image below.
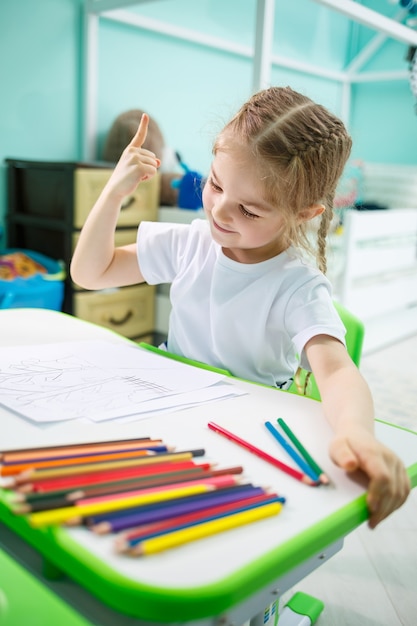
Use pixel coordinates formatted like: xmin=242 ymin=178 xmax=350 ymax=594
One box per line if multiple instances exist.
xmin=298 ymin=203 xmax=325 ymax=223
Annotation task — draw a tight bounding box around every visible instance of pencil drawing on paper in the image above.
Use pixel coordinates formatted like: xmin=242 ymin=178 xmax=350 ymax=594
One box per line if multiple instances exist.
xmin=0 ymin=353 xmax=171 ymax=419
xmin=0 ymin=340 xmax=225 ymax=423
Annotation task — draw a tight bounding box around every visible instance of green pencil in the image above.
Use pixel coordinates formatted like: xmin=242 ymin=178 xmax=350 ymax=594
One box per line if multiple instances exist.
xmin=276 ymin=418 xmax=329 ymax=485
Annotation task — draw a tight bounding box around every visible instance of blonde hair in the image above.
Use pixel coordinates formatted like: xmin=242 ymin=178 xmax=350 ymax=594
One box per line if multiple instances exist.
xmin=215 ymin=86 xmax=352 ymax=274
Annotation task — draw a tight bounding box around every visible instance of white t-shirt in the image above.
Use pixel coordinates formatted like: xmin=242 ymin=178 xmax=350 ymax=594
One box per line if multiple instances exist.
xmin=137 ymin=219 xmax=345 ymax=389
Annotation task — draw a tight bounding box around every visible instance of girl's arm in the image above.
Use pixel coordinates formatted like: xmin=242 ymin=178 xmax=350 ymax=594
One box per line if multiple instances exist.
xmin=70 ymin=114 xmax=160 ymax=290
xmin=305 ymin=334 xmax=410 ymax=528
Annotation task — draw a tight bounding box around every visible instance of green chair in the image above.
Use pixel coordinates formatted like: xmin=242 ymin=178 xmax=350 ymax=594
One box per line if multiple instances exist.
xmin=287 ymin=300 xmax=365 ymax=401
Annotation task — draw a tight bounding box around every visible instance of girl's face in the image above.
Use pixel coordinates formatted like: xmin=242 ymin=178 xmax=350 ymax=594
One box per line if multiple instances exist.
xmin=203 ymin=147 xmax=288 ymax=264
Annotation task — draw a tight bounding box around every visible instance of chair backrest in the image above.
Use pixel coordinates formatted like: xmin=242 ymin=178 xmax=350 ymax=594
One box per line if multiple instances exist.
xmin=287 ymin=301 xmax=365 ymax=401
xmin=333 ymin=300 xmax=365 ymax=368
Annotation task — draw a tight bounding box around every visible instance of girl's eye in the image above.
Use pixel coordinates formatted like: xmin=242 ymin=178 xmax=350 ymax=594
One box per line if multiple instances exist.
xmin=240 ymin=205 xmax=259 ymax=219
xmin=209 ymin=178 xmax=222 ymax=192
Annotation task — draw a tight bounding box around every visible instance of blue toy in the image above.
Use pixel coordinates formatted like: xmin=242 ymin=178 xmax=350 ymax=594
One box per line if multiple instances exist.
xmin=171 ymin=153 xmax=204 ymax=210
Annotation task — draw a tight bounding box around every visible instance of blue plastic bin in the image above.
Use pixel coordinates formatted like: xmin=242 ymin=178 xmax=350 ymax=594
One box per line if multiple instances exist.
xmin=0 ymin=249 xmax=65 ymax=310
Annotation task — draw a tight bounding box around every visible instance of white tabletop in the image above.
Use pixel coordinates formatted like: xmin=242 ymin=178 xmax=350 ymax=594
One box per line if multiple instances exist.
xmin=1 ymin=308 xmax=416 ymax=620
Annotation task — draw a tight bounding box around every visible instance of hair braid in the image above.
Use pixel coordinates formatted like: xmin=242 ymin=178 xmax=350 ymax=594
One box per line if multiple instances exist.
xmin=217 ymin=86 xmax=352 ymax=272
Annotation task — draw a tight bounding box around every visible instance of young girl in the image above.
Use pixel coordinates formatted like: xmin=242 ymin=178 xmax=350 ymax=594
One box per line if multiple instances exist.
xmin=71 ymin=86 xmax=410 ymax=529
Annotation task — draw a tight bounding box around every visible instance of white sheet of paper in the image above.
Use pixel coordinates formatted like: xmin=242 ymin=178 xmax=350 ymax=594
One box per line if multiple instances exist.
xmin=111 ymin=383 xmax=247 ymax=423
xmin=0 ymin=340 xmax=237 ymax=423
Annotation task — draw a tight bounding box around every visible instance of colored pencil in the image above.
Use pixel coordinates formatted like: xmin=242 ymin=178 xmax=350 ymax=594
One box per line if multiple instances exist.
xmin=116 ymin=493 xmax=284 ymax=550
xmin=122 ymin=492 xmax=273 ymax=541
xmin=14 ymin=464 xmax=217 ymax=501
xmin=74 ymin=465 xmax=243 ymax=500
xmin=90 ymin=484 xmax=264 ymax=533
xmin=60 ymin=474 xmax=239 ymax=506
xmin=28 ymin=476 xmax=240 ymax=528
xmin=13 ymin=466 xmax=245 ymax=513
xmin=1 ymin=447 xmax=172 ymax=477
xmin=276 ymin=418 xmax=329 ymax=485
xmin=73 ymin=474 xmax=239 ymax=509
xmin=13 ymin=469 xmax=210 ymax=511
xmin=0 ymin=438 xmax=154 ymax=462
xmin=264 ymin=421 xmax=319 ymax=483
xmin=88 ymin=483 xmax=257 ymax=525
xmin=17 ymin=461 xmax=209 ymax=494
xmin=207 ymin=422 xmax=317 ymax=486
xmin=0 ymin=440 xmax=163 ymax=465
xmin=123 ymin=501 xmax=283 ymax=556
xmin=8 ymin=450 xmax=205 ymax=485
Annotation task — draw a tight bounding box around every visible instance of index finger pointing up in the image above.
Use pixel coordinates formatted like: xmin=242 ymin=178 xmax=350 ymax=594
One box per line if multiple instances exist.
xmin=130 ymin=113 xmax=149 ymax=148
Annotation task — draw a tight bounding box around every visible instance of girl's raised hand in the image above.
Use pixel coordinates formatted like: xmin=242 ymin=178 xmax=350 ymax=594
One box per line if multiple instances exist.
xmin=108 ymin=113 xmax=161 ymax=199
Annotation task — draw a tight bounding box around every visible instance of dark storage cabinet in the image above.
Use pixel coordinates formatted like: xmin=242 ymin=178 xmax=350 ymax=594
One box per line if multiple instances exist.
xmin=5 ymin=158 xmax=159 ymax=341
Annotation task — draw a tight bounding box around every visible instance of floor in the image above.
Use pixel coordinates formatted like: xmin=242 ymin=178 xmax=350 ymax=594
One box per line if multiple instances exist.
xmin=281 ymin=334 xmax=417 ymax=626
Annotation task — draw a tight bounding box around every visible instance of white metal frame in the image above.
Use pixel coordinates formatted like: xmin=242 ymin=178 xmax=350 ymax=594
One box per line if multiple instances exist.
xmin=82 ymin=0 xmax=417 ymax=159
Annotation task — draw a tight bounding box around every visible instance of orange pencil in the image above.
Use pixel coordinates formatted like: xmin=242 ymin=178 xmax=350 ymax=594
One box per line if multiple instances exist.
xmin=0 ymin=438 xmax=155 ymax=463
xmin=0 ymin=448 xmax=168 ymax=477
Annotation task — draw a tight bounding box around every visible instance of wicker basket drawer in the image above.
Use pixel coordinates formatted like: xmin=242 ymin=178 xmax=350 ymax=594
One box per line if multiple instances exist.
xmin=74 ymin=169 xmax=160 ymax=228
xmin=73 ymin=284 xmax=155 ymax=337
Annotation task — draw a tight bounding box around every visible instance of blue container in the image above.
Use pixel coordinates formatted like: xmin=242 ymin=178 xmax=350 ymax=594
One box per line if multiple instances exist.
xmin=0 ymin=249 xmax=65 ymax=310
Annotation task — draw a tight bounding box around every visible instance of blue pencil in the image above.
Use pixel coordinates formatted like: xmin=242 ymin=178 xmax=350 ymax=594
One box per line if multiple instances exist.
xmin=264 ymin=421 xmax=320 ymax=483
xmin=117 ymin=493 xmax=286 ymax=550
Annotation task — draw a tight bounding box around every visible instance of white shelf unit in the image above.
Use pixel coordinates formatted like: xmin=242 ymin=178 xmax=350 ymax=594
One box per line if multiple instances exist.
xmin=337 ymin=207 xmax=417 ymax=354
xmin=332 ymin=162 xmax=417 ymax=354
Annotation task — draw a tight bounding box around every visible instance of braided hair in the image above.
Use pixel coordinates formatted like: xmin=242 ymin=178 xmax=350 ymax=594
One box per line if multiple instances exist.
xmin=215 ymin=86 xmax=352 ymax=274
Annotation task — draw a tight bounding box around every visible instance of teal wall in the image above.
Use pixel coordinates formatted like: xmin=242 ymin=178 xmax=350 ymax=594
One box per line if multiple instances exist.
xmin=0 ymin=0 xmax=82 ymax=246
xmin=1 ymin=0 xmax=417 ymax=246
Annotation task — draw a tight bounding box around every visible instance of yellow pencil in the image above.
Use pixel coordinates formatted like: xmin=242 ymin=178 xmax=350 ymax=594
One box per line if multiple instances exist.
xmin=127 ymin=501 xmax=283 ymax=556
xmin=28 ymin=483 xmax=215 ymax=528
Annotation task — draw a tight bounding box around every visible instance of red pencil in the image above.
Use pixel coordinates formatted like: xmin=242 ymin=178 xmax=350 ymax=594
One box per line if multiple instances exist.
xmin=207 ymin=422 xmax=317 ymax=486
xmin=15 ymin=461 xmax=211 ymax=494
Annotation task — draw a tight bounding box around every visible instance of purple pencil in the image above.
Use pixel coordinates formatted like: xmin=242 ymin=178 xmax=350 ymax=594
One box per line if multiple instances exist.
xmin=86 ymin=484 xmax=256 ymax=525
xmin=91 ymin=485 xmax=266 ymax=534
xmin=116 ymin=493 xmax=284 ymax=552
